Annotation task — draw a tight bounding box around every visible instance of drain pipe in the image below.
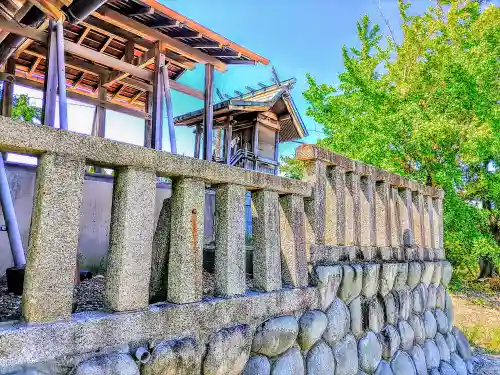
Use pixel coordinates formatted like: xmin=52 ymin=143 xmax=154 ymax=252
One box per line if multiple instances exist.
xmin=0 ymin=154 xmax=25 ymax=266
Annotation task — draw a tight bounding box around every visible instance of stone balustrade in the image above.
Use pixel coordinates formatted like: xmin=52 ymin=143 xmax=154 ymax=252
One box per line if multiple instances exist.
xmin=296 ymin=144 xmax=444 ymax=265
xmin=0 ymin=118 xmax=469 ymax=375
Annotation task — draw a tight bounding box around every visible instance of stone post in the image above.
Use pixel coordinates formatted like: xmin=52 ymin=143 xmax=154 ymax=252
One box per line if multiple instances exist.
xmin=412 ymin=191 xmax=425 ymax=260
xmin=360 ymin=174 xmax=376 ymax=253
xmin=22 ymin=153 xmax=85 ymax=323
xmin=105 ymin=167 xmax=156 ymax=312
xmin=389 ymin=187 xmax=401 ymax=250
xmin=327 ymin=166 xmax=346 ymax=246
xmin=303 ymin=159 xmax=327 ymax=249
xmin=432 ymin=195 xmax=444 ymax=259
xmin=252 ymin=190 xmax=282 ymax=292
xmin=375 ymin=181 xmax=391 ymax=259
xmin=167 ymin=178 xmax=205 ymax=303
xmin=345 ymin=171 xmax=361 ymax=246
xmin=214 ymin=183 xmax=246 ymax=296
xmin=279 ymin=194 xmax=308 ymax=287
xmin=423 ymin=195 xmax=434 ymax=251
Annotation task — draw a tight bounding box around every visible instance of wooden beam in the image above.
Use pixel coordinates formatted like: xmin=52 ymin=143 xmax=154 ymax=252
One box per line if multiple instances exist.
xmin=129 ymin=90 xmax=143 ymax=105
xmin=72 ymin=72 xmax=85 ymax=88
xmin=139 ymin=0 xmax=269 ymax=65
xmin=82 ymin=16 xmax=154 ymax=50
xmin=1 ymin=58 xmax=15 ymax=117
xmin=104 ymin=47 xmax=155 ymax=86
xmin=99 ymin=36 xmax=113 ymax=53
xmin=94 ymin=6 xmax=227 ymax=72
xmin=0 ymin=72 xmax=149 ymax=119
xmin=77 ymin=27 xmax=90 ymax=44
xmin=28 ymin=56 xmax=42 ymax=76
xmin=112 ymin=84 xmax=125 ymax=100
xmin=29 ymin=0 xmax=65 ymax=20
xmin=167 ymin=78 xmax=204 ymax=100
xmin=0 ymin=20 xmax=153 ymax=81
xmin=0 ymin=2 xmax=32 ymax=44
xmin=203 ymin=64 xmax=214 ymax=160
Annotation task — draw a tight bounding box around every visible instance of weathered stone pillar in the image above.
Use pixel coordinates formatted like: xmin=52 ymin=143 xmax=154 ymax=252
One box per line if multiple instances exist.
xmin=327 ymin=166 xmax=346 ymax=246
xmin=167 ymin=178 xmax=205 ymax=303
xmin=423 ymin=195 xmax=434 ymax=251
xmin=22 ymin=153 xmax=85 ymax=323
xmin=397 ymin=188 xmax=412 ymax=241
xmin=214 ymin=183 xmax=246 ymax=296
xmin=375 ymin=181 xmax=391 ymax=259
xmin=389 ymin=187 xmax=401 ymax=249
xmin=252 ymin=190 xmax=282 ymax=292
xmin=412 ymin=191 xmax=425 ymax=260
xmin=432 ymin=195 xmax=444 ymax=258
xmin=149 ymin=198 xmax=171 ymax=302
xmin=105 ymin=167 xmax=156 ymax=312
xmin=279 ymin=194 xmax=308 ymax=287
xmin=345 ymin=171 xmax=361 ymax=246
xmin=303 ymin=160 xmax=327 ymax=249
xmin=360 ymin=174 xmax=376 ymax=251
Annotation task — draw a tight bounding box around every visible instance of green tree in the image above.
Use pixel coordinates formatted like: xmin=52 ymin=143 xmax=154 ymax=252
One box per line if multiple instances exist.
xmin=287 ymin=0 xmax=500 ymax=278
xmin=12 ymin=94 xmax=41 ymax=123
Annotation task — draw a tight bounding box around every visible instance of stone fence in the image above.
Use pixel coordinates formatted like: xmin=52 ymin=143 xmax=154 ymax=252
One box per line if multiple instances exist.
xmin=0 ymin=118 xmax=472 ymax=375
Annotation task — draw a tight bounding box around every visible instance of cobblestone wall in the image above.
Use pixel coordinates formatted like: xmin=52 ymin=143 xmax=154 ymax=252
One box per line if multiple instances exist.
xmin=0 ymin=119 xmax=472 ymax=375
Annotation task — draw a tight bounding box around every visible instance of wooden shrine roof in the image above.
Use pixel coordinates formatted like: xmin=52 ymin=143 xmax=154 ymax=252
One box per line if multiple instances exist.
xmin=0 ymin=0 xmax=269 ymax=117
xmin=175 ymin=78 xmax=308 ymax=142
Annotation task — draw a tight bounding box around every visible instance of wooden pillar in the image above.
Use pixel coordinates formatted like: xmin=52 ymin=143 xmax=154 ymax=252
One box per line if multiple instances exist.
xmin=1 ymin=58 xmax=15 ymax=117
xmin=161 ymin=64 xmax=176 ymax=154
xmin=42 ymin=21 xmax=58 ymax=127
xmin=194 ymin=123 xmax=201 ymax=159
xmin=144 ymin=92 xmax=153 ymax=148
xmin=151 ymin=44 xmax=165 ymax=150
xmin=203 ymin=64 xmax=214 ymax=161
xmin=91 ymin=77 xmax=106 ymax=138
xmin=225 ymin=116 xmax=232 ymax=165
xmin=253 ymin=121 xmax=259 ymax=170
xmin=274 ymin=131 xmax=280 ymax=175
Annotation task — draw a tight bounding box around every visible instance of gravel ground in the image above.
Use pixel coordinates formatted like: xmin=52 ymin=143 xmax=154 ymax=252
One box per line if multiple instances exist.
xmin=0 ymin=272 xmax=255 ymax=321
xmin=0 ymin=275 xmax=106 ymax=321
xmin=473 ymin=350 xmax=500 ymax=374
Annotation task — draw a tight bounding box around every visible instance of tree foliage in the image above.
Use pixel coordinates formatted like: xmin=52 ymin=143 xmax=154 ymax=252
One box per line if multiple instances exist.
xmin=287 ymin=0 xmax=500 ymax=276
xmin=12 ymin=94 xmax=41 ymax=123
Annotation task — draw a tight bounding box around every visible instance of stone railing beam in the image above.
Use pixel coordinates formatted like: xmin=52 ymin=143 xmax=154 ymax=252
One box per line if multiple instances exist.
xmin=0 ymin=119 xmax=310 ymax=197
xmin=22 ymin=153 xmax=85 ymax=323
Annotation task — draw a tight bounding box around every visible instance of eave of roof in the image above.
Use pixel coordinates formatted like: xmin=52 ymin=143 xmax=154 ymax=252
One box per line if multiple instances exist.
xmin=139 ymin=0 xmax=270 ymax=65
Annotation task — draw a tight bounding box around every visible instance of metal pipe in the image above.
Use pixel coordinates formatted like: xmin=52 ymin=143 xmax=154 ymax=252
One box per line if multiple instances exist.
xmin=65 ymin=0 xmax=108 ymax=24
xmin=55 ymin=21 xmax=68 ymax=130
xmin=0 ymin=154 xmax=25 ymax=266
xmin=134 ymin=347 xmax=151 ymax=364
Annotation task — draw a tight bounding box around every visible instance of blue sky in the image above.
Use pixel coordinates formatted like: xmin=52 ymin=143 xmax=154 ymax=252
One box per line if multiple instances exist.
xmin=14 ymin=0 xmax=498 ymax=161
